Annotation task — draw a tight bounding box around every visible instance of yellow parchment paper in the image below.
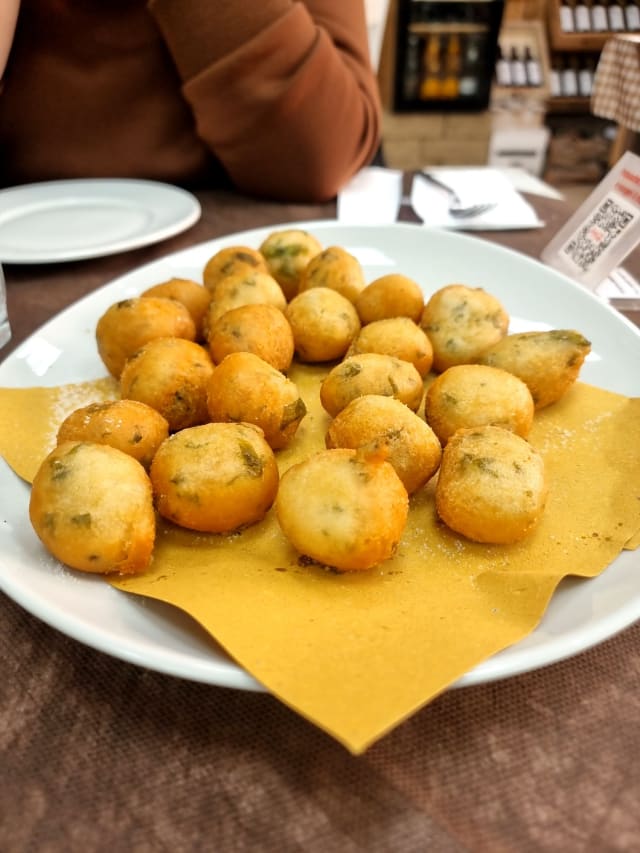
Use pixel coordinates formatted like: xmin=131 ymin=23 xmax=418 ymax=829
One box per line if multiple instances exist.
xmin=1 ymin=369 xmax=639 ymax=754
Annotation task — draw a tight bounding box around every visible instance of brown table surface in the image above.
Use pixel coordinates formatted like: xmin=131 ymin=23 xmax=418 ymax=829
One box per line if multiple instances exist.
xmin=2 ymin=186 xmax=639 ymax=852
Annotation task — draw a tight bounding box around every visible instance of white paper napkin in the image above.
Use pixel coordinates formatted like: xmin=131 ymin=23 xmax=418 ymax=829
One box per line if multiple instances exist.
xmin=337 ymin=167 xmax=403 ymax=224
xmin=411 ymin=168 xmax=544 ymax=231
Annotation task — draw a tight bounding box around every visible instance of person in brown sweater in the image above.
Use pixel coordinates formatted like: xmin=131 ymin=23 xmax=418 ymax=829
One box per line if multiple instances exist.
xmin=0 ymin=0 xmax=382 ymax=202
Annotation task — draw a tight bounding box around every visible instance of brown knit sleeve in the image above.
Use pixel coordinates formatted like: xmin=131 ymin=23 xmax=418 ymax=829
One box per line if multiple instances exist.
xmin=148 ymin=0 xmax=382 ymax=202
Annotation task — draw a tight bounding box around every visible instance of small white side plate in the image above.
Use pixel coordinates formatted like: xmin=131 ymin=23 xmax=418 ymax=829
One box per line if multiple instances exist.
xmin=0 ymin=179 xmax=201 ymax=263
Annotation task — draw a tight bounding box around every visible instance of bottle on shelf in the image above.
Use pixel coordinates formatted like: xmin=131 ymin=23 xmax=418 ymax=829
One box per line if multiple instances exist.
xmin=560 ymin=54 xmax=579 ymax=96
xmin=509 ymin=45 xmax=528 ymax=86
xmin=606 ymin=0 xmax=626 ymax=30
xmin=550 ymin=56 xmax=563 ymax=97
xmin=402 ymin=33 xmax=421 ymax=101
xmin=590 ymin=0 xmax=609 ymax=29
xmin=524 ymin=45 xmax=543 ymax=87
xmin=624 ymin=0 xmax=640 ymax=29
xmin=420 ymin=34 xmax=443 ymax=100
xmin=441 ymin=33 xmax=461 ymax=99
xmin=574 ymin=0 xmax=593 ymax=31
xmin=559 ymin=0 xmax=577 ymax=32
xmin=458 ymin=32 xmax=482 ymax=97
xmin=495 ymin=43 xmax=513 ymax=86
xmin=578 ymin=56 xmax=595 ymax=96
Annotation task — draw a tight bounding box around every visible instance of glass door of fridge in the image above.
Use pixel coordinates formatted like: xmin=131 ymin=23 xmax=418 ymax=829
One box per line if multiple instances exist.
xmin=393 ymin=0 xmax=505 ymax=111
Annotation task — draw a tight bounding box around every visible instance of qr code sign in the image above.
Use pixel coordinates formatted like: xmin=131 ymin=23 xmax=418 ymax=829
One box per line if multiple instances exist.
xmin=562 ymin=197 xmax=634 ymax=272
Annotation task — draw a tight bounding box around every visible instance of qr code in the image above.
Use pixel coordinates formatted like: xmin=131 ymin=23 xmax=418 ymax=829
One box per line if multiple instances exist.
xmin=563 ymin=197 xmax=634 ymax=271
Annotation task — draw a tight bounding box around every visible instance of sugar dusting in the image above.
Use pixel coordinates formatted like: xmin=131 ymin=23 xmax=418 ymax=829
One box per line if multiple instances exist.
xmin=535 ymin=424 xmax=575 ymax=455
xmin=535 ymin=405 xmax=615 ymax=456
xmin=581 ymin=410 xmax=615 ymax=432
xmin=45 ymin=380 xmax=117 ymax=451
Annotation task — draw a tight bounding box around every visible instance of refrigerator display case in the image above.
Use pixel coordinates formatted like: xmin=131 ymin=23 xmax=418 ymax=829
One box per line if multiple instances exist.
xmin=391 ymin=0 xmax=505 ymax=112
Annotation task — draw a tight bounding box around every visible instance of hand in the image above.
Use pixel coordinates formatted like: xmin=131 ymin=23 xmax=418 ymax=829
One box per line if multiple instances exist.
xmin=0 ymin=0 xmax=21 ymax=78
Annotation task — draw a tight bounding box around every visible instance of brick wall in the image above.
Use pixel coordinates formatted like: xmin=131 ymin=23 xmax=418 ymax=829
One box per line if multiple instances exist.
xmin=382 ymin=111 xmax=493 ymax=170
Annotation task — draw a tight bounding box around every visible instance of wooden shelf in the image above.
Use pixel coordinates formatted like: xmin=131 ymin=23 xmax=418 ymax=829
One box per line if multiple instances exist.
xmin=543 ymin=0 xmax=627 ymax=116
xmin=547 ymin=0 xmax=636 ymax=51
xmin=494 ymin=20 xmax=552 ymax=101
xmin=493 ymin=84 xmax=549 ymax=100
xmin=546 ymin=95 xmax=592 ymax=113
xmin=408 ymin=22 xmax=488 ymax=36
xmin=548 ymin=29 xmax=613 ymax=52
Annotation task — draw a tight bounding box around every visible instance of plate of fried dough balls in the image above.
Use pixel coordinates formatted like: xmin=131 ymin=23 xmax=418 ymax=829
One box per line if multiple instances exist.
xmin=9 ymin=219 xmax=640 ymax=692
xmin=29 ymin=222 xmax=597 ymax=578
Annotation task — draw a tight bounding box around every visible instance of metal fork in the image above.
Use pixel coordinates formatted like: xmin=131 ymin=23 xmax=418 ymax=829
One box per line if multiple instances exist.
xmin=421 ymin=173 xmax=497 ymax=219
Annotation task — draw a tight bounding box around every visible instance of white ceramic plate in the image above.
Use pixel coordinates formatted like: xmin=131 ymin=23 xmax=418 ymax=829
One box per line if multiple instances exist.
xmin=0 ymin=179 xmax=201 ymax=264
xmin=1 ymin=221 xmax=639 ymax=692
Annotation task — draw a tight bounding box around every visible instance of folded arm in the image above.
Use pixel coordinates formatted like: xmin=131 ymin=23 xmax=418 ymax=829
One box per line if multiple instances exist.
xmin=148 ymin=0 xmax=382 ymax=202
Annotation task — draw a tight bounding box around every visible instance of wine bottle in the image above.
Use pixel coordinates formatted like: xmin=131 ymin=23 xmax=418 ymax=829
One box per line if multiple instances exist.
xmin=625 ymin=1 xmax=640 ymax=29
xmin=591 ymin=0 xmax=609 ymax=29
xmin=607 ymin=0 xmax=626 ymax=30
xmin=524 ymin=46 xmax=542 ymax=86
xmin=403 ymin=34 xmax=421 ymax=100
xmin=578 ymin=57 xmax=594 ymax=96
xmin=495 ymin=44 xmax=513 ymax=86
xmin=459 ymin=33 xmax=481 ymax=96
xmin=560 ymin=54 xmax=579 ymax=96
xmin=509 ymin=46 xmax=528 ymax=87
xmin=441 ymin=33 xmax=461 ymax=99
xmin=574 ymin=0 xmax=592 ymax=31
xmin=560 ymin=0 xmax=577 ymax=31
xmin=420 ymin=35 xmax=443 ymax=99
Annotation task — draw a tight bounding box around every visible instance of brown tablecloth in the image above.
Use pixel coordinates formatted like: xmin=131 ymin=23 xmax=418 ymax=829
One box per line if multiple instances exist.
xmin=2 ymin=186 xmax=640 ymax=852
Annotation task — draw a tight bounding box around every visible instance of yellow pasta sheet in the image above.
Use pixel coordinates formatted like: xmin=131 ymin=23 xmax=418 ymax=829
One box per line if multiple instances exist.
xmin=0 ymin=368 xmax=639 ymax=754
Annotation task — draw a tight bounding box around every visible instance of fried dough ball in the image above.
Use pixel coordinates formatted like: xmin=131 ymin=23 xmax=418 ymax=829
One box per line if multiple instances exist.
xmin=285 ymin=287 xmax=361 ymax=363
xmin=142 ymin=278 xmax=211 ymax=340
xmin=120 ymin=337 xmax=215 ymax=432
xmin=29 ymin=441 xmax=155 ymax=575
xmin=259 ymin=228 xmax=323 ymax=301
xmin=419 ymin=284 xmax=509 ymax=372
xmin=320 ymin=353 xmax=424 ymax=418
xmin=150 ymin=422 xmax=279 ymax=533
xmin=276 ymin=447 xmax=409 ymax=571
xmin=203 ymin=270 xmax=287 ymax=335
xmin=326 ymin=395 xmax=442 ymax=494
xmin=478 ymin=330 xmax=592 ymax=409
xmin=435 ymin=426 xmax=547 ymax=544
xmin=96 ymin=297 xmax=196 ymax=379
xmin=355 ymin=273 xmax=424 ymax=324
xmin=298 ymin=246 xmax=366 ymax=304
xmin=347 ymin=317 xmax=434 ymax=377
xmin=207 ymin=303 xmax=295 ymax=371
xmin=206 ymin=352 xmax=306 ymax=449
xmin=56 ymin=399 xmax=169 ymax=469
xmin=424 ymin=364 xmax=535 ymax=445
xmin=202 ymin=245 xmax=268 ymax=294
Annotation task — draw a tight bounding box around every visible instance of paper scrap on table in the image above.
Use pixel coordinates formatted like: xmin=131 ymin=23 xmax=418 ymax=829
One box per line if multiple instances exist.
xmin=595 ymin=267 xmax=640 ymax=311
xmin=336 ymin=166 xmax=403 ymax=224
xmin=411 ymin=168 xmax=544 ymax=231
xmin=0 ymin=373 xmax=639 ymax=755
xmin=498 ymin=167 xmax=565 ymax=200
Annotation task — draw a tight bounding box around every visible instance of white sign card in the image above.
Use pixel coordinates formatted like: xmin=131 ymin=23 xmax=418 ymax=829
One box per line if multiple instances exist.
xmin=541 ymin=151 xmax=640 ymax=292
